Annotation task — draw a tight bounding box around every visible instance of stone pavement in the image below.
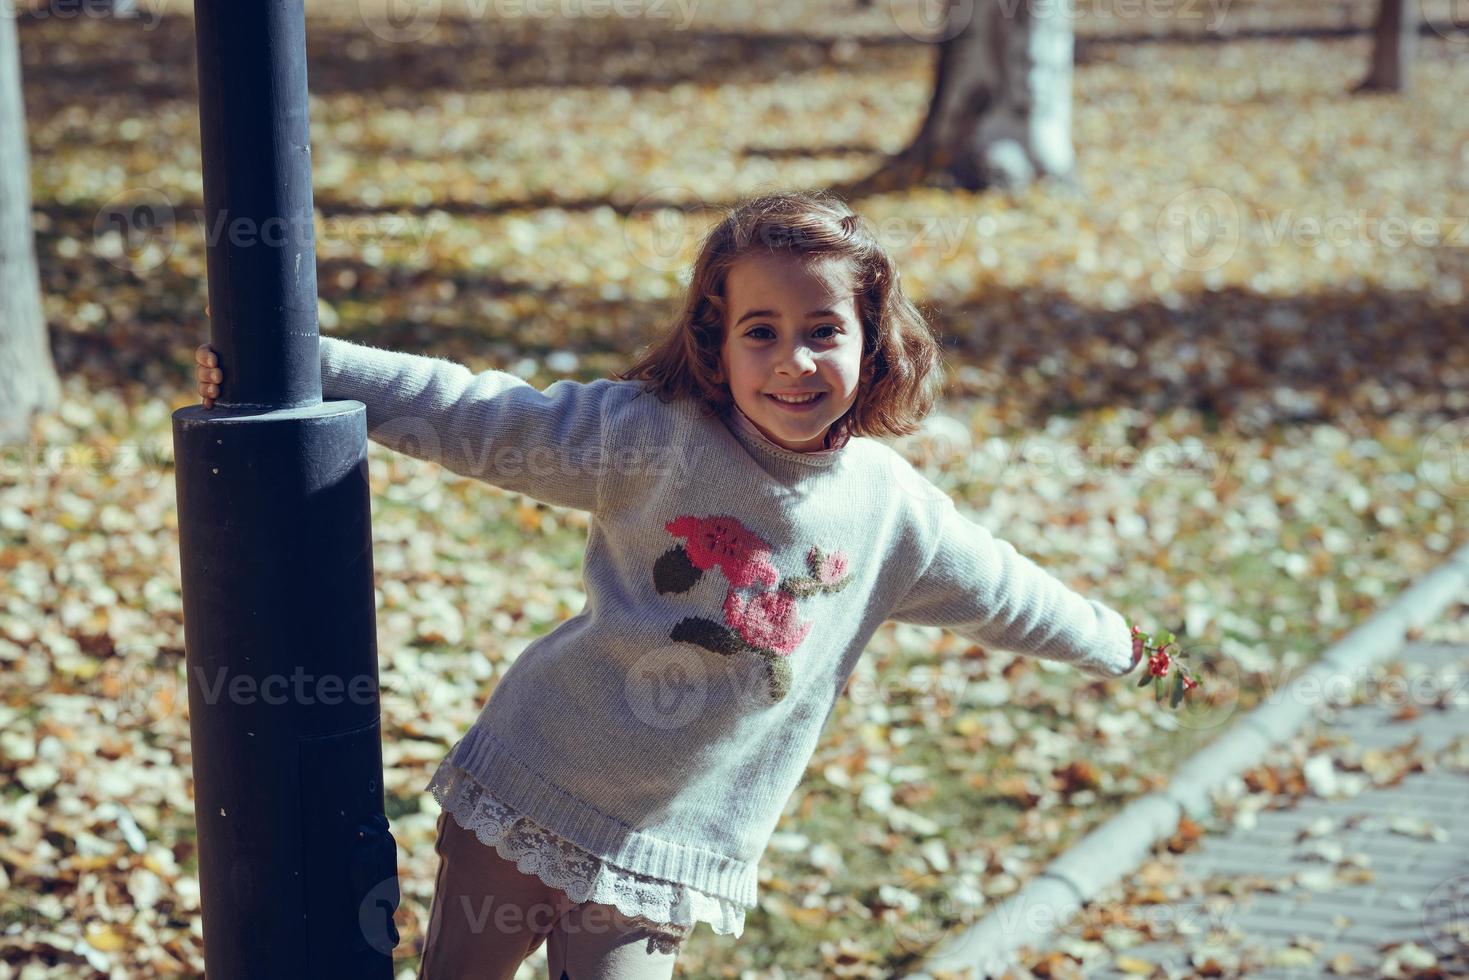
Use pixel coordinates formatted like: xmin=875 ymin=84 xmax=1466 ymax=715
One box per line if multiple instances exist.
xmin=1014 ymin=631 xmax=1469 ymax=979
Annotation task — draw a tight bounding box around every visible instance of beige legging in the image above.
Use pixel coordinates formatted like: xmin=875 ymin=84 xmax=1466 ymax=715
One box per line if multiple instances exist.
xmin=416 ymin=810 xmax=684 ymax=980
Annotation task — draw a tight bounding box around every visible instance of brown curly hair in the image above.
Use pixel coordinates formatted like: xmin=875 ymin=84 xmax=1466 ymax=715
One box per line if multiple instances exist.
xmin=614 ymin=190 xmax=947 ymax=442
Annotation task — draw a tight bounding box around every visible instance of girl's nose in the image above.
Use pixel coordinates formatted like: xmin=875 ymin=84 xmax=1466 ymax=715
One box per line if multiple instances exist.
xmin=777 ymin=346 xmax=817 ymax=374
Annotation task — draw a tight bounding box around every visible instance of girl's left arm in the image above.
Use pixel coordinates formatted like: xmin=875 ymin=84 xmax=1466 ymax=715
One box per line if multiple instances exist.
xmin=887 ymin=494 xmax=1138 ymax=679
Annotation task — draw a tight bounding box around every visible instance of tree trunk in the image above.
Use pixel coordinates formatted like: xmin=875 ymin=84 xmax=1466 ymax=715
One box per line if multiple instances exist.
xmin=843 ymin=0 xmax=1077 ymax=197
xmin=0 ymin=11 xmax=59 ymax=446
xmin=1354 ymin=0 xmax=1415 ymax=93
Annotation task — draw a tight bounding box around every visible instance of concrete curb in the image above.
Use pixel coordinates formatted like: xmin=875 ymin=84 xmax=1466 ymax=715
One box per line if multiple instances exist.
xmin=908 ymin=540 xmax=1469 ymax=979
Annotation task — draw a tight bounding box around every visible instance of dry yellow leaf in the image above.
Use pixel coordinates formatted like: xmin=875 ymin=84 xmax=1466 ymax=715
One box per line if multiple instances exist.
xmin=786 ymin=905 xmax=828 ymax=928
xmin=515 ymin=502 xmax=544 ymax=532
xmin=954 ymin=714 xmax=985 ymax=737
xmin=59 ymin=658 xmax=102 ymax=681
xmin=71 ymin=855 xmax=114 ymax=871
xmin=1113 ymin=955 xmax=1157 ymax=975
xmin=85 ymin=924 xmax=129 ymax=952
xmin=1270 ymin=947 xmax=1317 ymax=967
xmin=1137 ymin=860 xmax=1177 ymax=886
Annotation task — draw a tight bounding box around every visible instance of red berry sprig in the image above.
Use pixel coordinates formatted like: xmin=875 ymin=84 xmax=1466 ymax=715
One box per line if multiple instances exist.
xmin=1128 ymin=622 xmax=1201 ymax=708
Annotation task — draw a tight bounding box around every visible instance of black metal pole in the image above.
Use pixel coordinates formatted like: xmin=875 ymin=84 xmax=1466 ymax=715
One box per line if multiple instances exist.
xmin=170 ymin=1 xmax=399 ymax=976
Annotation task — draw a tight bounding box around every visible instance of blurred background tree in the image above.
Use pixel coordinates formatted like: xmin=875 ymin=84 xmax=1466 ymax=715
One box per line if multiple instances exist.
xmin=1355 ymin=0 xmax=1417 ymax=92
xmin=845 ymin=0 xmax=1076 ymax=195
xmin=0 ymin=8 xmax=59 ymax=446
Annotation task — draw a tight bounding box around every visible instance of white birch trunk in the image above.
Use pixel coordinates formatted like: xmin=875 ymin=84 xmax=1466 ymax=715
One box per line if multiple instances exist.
xmin=0 ymin=10 xmax=60 ymax=446
xmin=849 ymin=0 xmax=1076 ymax=194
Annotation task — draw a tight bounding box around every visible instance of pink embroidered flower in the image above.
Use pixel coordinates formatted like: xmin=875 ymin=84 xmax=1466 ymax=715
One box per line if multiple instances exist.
xmin=723 ymin=588 xmax=812 ymax=657
xmin=664 ymin=514 xmax=779 ymax=590
xmin=811 ymin=547 xmax=849 ymax=587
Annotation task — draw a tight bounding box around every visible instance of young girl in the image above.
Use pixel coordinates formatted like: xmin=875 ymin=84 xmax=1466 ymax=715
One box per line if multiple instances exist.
xmin=194 ymin=191 xmax=1145 ymax=979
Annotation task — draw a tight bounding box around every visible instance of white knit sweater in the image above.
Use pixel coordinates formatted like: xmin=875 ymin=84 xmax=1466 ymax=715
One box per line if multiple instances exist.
xmin=318 ymin=336 xmax=1138 ymax=949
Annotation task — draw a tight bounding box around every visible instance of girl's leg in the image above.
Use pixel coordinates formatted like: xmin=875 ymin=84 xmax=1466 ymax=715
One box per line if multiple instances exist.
xmin=417 ymin=810 xmax=574 ymax=980
xmin=544 ymin=903 xmax=682 ymax=980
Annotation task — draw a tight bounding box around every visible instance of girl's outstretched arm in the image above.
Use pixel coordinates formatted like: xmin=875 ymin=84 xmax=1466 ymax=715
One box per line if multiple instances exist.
xmin=317 ymin=336 xmax=620 ymax=513
xmin=196 ymin=333 xmax=617 ymax=511
xmin=887 ymin=494 xmax=1137 ymax=679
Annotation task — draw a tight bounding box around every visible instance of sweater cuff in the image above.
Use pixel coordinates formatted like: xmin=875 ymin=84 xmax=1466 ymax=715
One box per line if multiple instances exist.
xmin=1074 ymin=602 xmax=1137 ymax=679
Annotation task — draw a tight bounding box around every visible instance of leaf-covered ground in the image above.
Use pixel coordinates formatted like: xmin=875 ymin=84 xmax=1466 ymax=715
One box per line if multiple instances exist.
xmin=3 ymin=2 xmax=1468 ymax=977
xmin=1012 ymin=609 xmax=1469 ymax=980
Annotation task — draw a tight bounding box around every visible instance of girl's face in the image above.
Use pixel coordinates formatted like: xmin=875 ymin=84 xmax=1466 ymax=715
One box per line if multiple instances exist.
xmin=717 ymin=252 xmax=865 ymax=453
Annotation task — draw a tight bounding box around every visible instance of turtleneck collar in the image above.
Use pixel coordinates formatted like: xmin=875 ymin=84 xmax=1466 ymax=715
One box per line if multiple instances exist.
xmin=723 ymin=399 xmax=851 ymax=467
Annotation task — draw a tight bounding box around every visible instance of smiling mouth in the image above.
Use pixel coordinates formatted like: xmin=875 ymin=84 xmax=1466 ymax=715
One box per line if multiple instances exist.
xmin=766 ymin=392 xmax=826 ymax=407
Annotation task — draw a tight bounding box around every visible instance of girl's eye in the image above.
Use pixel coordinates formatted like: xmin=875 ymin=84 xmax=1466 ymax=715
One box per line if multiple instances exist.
xmin=747 ymin=325 xmax=842 ymax=339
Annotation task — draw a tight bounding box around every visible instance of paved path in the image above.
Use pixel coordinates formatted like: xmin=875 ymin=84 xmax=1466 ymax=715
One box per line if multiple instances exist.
xmin=1016 ymin=638 xmax=1469 ymax=979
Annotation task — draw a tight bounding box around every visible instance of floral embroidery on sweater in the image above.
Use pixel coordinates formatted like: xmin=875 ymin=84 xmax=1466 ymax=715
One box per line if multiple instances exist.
xmin=655 ymin=515 xmax=854 ymax=702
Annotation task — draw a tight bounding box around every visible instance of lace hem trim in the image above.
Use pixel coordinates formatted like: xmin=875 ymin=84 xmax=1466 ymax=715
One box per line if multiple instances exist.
xmin=426 ymin=760 xmax=748 ymax=955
